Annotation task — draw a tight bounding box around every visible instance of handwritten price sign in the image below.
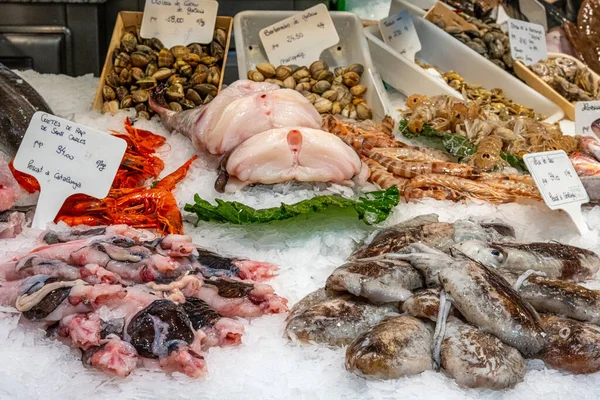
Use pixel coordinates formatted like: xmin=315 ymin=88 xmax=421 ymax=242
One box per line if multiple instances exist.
xmin=508 ymin=18 xmax=547 ymax=66
xmin=259 ymin=4 xmax=340 ymax=66
xmin=379 ymin=10 xmax=421 ymax=61
xmin=140 ymin=0 xmax=218 ymax=48
xmin=13 ymin=112 xmax=127 ymax=229
xmin=524 ymin=150 xmax=590 ymax=234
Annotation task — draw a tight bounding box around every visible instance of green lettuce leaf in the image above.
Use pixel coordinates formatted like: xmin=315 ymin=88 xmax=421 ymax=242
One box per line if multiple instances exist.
xmin=184 ymin=186 xmax=400 ymax=226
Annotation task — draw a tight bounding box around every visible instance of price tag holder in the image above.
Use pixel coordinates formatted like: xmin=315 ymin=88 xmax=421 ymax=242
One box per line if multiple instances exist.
xmin=140 ymin=0 xmax=219 ymax=48
xmin=575 ymin=101 xmax=600 ymax=138
xmin=379 ymin=10 xmax=421 ymax=61
xmin=259 ymin=4 xmax=339 ymax=66
xmin=523 ymin=150 xmax=590 ymax=235
xmin=13 ymin=112 xmax=127 ymax=229
xmin=507 ymin=18 xmax=547 ymax=66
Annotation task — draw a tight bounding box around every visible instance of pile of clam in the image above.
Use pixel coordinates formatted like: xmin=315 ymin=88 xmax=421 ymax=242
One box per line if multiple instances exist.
xmin=247 ymin=60 xmax=373 ymax=120
xmin=429 ymin=14 xmax=514 ymax=72
xmin=101 ymin=26 xmax=227 ymax=119
xmin=530 ymin=56 xmax=599 ymax=102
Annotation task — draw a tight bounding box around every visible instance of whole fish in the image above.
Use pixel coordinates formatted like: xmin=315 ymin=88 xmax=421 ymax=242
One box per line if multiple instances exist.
xmin=285 ymin=292 xmax=398 ymax=346
xmin=325 ymin=258 xmax=423 ymax=303
xmin=0 ymin=63 xmax=52 ymax=157
xmin=440 ymin=318 xmax=525 ymax=389
xmin=579 ymin=136 xmax=600 ymax=162
xmin=345 ymin=315 xmax=433 ymax=379
xmin=149 ymin=80 xmax=321 ymax=156
xmin=350 ymin=214 xmax=512 ymax=260
xmin=501 ymin=270 xmax=600 ymax=325
xmin=569 ymin=152 xmax=600 ymax=177
xmin=454 ymin=240 xmax=600 ymax=282
xmin=439 ymin=258 xmax=547 ymax=356
xmin=540 ymin=314 xmax=600 ymax=374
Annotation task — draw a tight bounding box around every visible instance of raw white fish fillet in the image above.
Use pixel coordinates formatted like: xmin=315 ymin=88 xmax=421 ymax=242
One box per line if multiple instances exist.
xmin=223 ymin=127 xmax=365 ymax=192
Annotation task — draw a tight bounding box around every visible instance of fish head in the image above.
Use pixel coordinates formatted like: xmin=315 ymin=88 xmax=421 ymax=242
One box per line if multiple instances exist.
xmin=453 ymin=240 xmax=506 ymax=268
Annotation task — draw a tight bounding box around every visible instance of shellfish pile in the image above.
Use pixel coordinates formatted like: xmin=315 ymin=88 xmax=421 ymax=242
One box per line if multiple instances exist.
xmin=530 ymin=56 xmax=599 ymax=103
xmin=101 ymin=26 xmax=227 ymax=119
xmin=246 ymin=60 xmax=373 ymax=120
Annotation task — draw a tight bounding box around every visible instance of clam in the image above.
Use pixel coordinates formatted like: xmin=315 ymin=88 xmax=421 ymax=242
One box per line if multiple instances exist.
xmin=309 ymin=60 xmax=328 ymax=79
xmin=131 ymin=67 xmax=145 ymax=81
xmin=298 ymin=77 xmax=311 ymax=84
xmin=342 ymin=103 xmax=357 ymax=119
xmin=207 ymin=66 xmax=220 ymax=86
xmin=257 ymin=63 xmax=276 ymax=78
xmin=158 ymin=48 xmax=175 ymax=67
xmin=188 ymin=43 xmax=203 ymax=56
xmin=131 ymin=89 xmax=149 ymax=103
xmin=145 ymin=62 xmax=158 ymax=78
xmin=248 ymin=70 xmax=265 ymax=82
xmin=183 ymin=53 xmax=201 ymax=66
xmin=102 ymin=85 xmax=116 ymax=101
xmin=193 ymin=83 xmax=218 ymax=98
xmin=210 ymin=41 xmax=225 ymax=60
xmin=137 ymin=77 xmax=157 ymax=90
xmin=134 ymin=103 xmax=147 ymax=113
xmin=346 ymin=63 xmax=364 ymax=77
xmin=105 ymin=71 xmax=120 ymax=88
xmin=186 ymin=88 xmax=203 ymax=105
xmin=116 ymin=86 xmax=129 ymax=101
xmin=214 ymin=28 xmax=227 ymax=48
xmin=131 ymin=52 xmax=152 ymax=68
xmin=120 ymin=95 xmax=133 ymax=109
xmin=334 ymin=66 xmax=346 ymax=77
xmin=350 ymin=84 xmax=367 ymax=97
xmin=169 ymin=102 xmax=183 ymax=112
xmin=293 ymin=69 xmax=310 ymax=81
xmin=114 ymin=52 xmax=132 ymax=71
xmin=276 ymin=65 xmax=293 ymax=80
xmin=331 ymin=101 xmax=342 ymax=115
xmin=203 ymin=94 xmax=214 ymax=104
xmin=137 ymin=111 xmax=150 ymax=120
xmin=135 ymin=44 xmax=154 ymax=54
xmin=199 ymin=55 xmax=219 ymax=66
xmin=149 ymin=38 xmax=164 ymax=51
xmin=339 ymin=92 xmax=353 ymax=107
xmin=322 ymin=89 xmax=338 ymax=102
xmin=283 ymin=76 xmax=297 ymax=89
xmin=171 ymin=45 xmax=190 ymax=59
xmin=119 ymin=68 xmax=132 ymax=86
xmin=352 ymin=97 xmax=365 ymax=105
xmin=190 ymin=71 xmax=208 ymax=86
xmin=312 ymin=80 xmax=331 ymax=94
xmin=295 ymin=82 xmax=312 ymax=92
xmin=121 ymin=32 xmax=138 ymax=53
xmin=195 ymin=64 xmax=210 ymax=75
xmin=356 ymin=102 xmax=372 ymax=120
xmin=168 ymin=74 xmax=187 ymax=85
xmin=166 ymin=83 xmax=185 ymax=101
xmin=303 ymin=92 xmax=319 ymax=104
xmin=314 ymin=97 xmax=333 ymax=113
xmin=316 ymin=70 xmax=334 ymax=83
xmin=265 ymin=78 xmax=284 ymax=86
xmin=102 ymin=100 xmax=120 ymax=114
xmin=342 ymin=72 xmax=360 ymax=87
xmin=152 ymin=68 xmax=175 ymax=81
xmin=179 ymin=63 xmax=193 ymax=77
xmin=179 ymin=98 xmax=196 ymax=109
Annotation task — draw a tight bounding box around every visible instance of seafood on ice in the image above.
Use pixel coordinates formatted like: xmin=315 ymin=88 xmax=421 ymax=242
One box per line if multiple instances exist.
xmin=286 ymin=214 xmax=600 ymax=390
xmin=0 ymin=226 xmax=287 ymax=377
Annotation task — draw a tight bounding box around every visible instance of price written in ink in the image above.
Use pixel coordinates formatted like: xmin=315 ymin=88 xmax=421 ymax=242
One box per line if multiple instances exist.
xmin=140 ymin=0 xmax=218 ymax=47
xmin=378 ymin=10 xmax=421 ymax=62
xmin=259 ymin=4 xmax=340 ymax=66
xmin=12 ymin=112 xmax=127 ymax=229
xmin=507 ymin=18 xmax=547 ymax=66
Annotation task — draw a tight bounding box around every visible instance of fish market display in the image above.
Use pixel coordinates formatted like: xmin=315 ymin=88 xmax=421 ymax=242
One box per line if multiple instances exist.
xmin=530 ymin=56 xmax=599 ymax=102
xmin=285 ymin=214 xmax=600 ymax=390
xmin=0 ymin=63 xmax=53 ymax=158
xmin=0 ymin=157 xmax=20 ymax=212
xmin=150 ymin=80 xmax=321 ymax=155
xmin=0 ymin=227 xmax=287 ymax=377
xmin=100 ymin=26 xmax=228 ymax=118
xmin=246 ymin=60 xmax=373 ymax=120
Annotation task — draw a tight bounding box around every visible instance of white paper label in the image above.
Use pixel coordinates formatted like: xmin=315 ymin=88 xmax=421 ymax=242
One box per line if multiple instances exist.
xmin=507 ymin=18 xmax=547 ymax=66
xmin=379 ymin=10 xmax=421 ymax=61
xmin=13 ymin=112 xmax=127 ymax=229
xmin=259 ymin=4 xmax=340 ymax=66
xmin=523 ymin=150 xmax=590 ymax=234
xmin=140 ymin=0 xmax=219 ymax=48
xmin=575 ymin=101 xmax=600 ymax=138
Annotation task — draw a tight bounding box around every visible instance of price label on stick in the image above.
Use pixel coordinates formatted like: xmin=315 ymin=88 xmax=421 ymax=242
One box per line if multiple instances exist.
xmin=575 ymin=101 xmax=600 ymax=138
xmin=523 ymin=150 xmax=590 ymax=235
xmin=140 ymin=0 xmax=218 ymax=48
xmin=259 ymin=4 xmax=340 ymax=66
xmin=379 ymin=10 xmax=421 ymax=61
xmin=13 ymin=112 xmax=127 ymax=229
xmin=507 ymin=18 xmax=547 ymax=66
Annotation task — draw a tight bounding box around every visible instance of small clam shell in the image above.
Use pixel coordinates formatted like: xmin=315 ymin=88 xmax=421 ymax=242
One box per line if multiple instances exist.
xmin=119 ymin=68 xmax=131 ymax=86
xmin=180 ymin=63 xmax=193 ymax=77
xmin=356 ymin=102 xmax=372 ymax=120
xmin=190 ymin=72 xmax=208 ymax=86
xmin=283 ymin=76 xmax=297 ymax=89
xmin=445 ymin=26 xmax=464 ymax=35
xmin=116 ymin=86 xmax=129 ymax=101
xmin=342 ymin=103 xmax=357 ymax=119
xmin=120 ymin=95 xmax=133 ymax=109
xmin=171 ymin=45 xmax=190 ymax=59
xmin=179 ymin=98 xmax=196 ymax=109
xmin=350 ymin=85 xmax=367 ymax=97
xmin=169 ymin=102 xmax=183 ymax=112
xmin=298 ymin=77 xmax=311 ymax=84
xmin=102 ymin=100 xmax=120 ymax=114
xmin=188 ymin=43 xmax=203 ymax=56
xmin=120 ymin=32 xmax=138 ymax=53
xmin=130 ymin=67 xmax=145 ymax=81
xmin=168 ymin=74 xmax=188 ymax=85
xmin=207 ymin=66 xmax=220 ymax=86
xmin=339 ymin=92 xmax=353 ymax=107
xmin=314 ymin=97 xmax=333 ymax=113
xmin=352 ymin=97 xmax=365 ymax=105
xmin=213 ymin=28 xmax=227 ymax=48
xmin=137 ymin=110 xmax=151 ymax=120
xmin=309 ymin=60 xmax=328 ymax=79
xmin=296 ymin=82 xmax=312 ymax=92
xmin=114 ymin=52 xmax=132 ymax=71
xmin=257 ymin=63 xmax=276 ymax=78
xmin=145 ymin=62 xmax=158 ymax=77
xmin=105 ymin=71 xmax=120 ymax=88
xmin=334 ymin=66 xmax=346 ymax=77
xmin=276 ymin=65 xmax=293 ymax=80
xmin=131 ymin=52 xmax=152 ymax=68
xmin=166 ymin=83 xmax=185 ymax=101
xmin=195 ymin=64 xmax=210 ymax=75
xmin=247 ymin=70 xmax=265 ymax=82
xmin=149 ymin=38 xmax=164 ymax=51
xmin=346 ymin=63 xmax=365 ymax=77
xmin=322 ymin=89 xmax=338 ymax=102
xmin=193 ymin=83 xmax=218 ymax=98
xmin=134 ymin=103 xmax=147 ymax=113
xmin=210 ymin=41 xmax=225 ymax=60
xmin=183 ymin=53 xmax=201 ymax=66
xmin=135 ymin=44 xmax=154 ymax=54
xmin=131 ymin=89 xmax=149 ymax=103
xmin=303 ymin=92 xmax=319 ymax=104
xmin=103 ymin=85 xmax=116 ymax=101
xmin=316 ymin=70 xmax=334 ymax=83
xmin=293 ymin=69 xmax=310 ymax=81
xmin=331 ymin=101 xmax=342 ymax=115
xmin=137 ymin=77 xmax=157 ymax=90
xmin=186 ymin=88 xmax=203 ymax=105
xmin=312 ymin=80 xmax=331 ymax=94
xmin=265 ymin=78 xmax=284 ymax=86
xmin=199 ymin=55 xmax=219 ymax=66
xmin=152 ymin=68 xmax=175 ymax=81
xmin=203 ymin=94 xmax=214 ymax=104
xmin=342 ymin=71 xmax=360 ymax=87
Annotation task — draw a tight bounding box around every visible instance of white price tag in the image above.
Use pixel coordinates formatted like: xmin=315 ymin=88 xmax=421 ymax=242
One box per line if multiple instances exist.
xmin=259 ymin=4 xmax=340 ymax=66
xmin=507 ymin=18 xmax=547 ymax=66
xmin=379 ymin=10 xmax=421 ymax=61
xmin=575 ymin=101 xmax=600 ymax=138
xmin=13 ymin=112 xmax=127 ymax=229
xmin=523 ymin=150 xmax=590 ymax=234
xmin=140 ymin=0 xmax=219 ymax=48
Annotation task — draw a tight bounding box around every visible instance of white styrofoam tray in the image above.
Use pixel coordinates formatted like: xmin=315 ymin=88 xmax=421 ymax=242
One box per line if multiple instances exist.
xmin=389 ymin=0 xmax=427 ymax=16
xmin=363 ymin=15 xmax=564 ymax=122
xmin=233 ymin=10 xmax=391 ymax=121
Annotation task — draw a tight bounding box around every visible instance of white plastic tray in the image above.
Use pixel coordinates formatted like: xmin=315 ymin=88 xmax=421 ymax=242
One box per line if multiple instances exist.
xmin=233 ymin=10 xmax=390 ymax=121
xmin=363 ymin=16 xmax=564 ymax=122
xmin=389 ymin=0 xmax=427 ymax=16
